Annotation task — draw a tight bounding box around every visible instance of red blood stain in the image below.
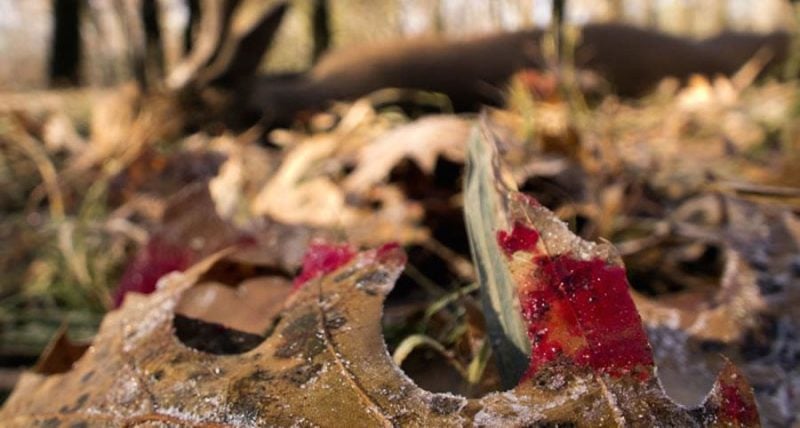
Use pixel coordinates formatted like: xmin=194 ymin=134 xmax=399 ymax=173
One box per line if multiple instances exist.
xmin=496 ymin=223 xmax=653 ymax=382
xmin=719 ymin=383 xmax=759 ymax=425
xmin=497 ymin=222 xmax=540 ymax=255
xmin=293 ymin=242 xmax=356 ymax=289
xmin=375 ymin=242 xmax=407 ymax=266
xmin=114 ymin=239 xmax=194 ymax=307
xmin=113 ymin=231 xmax=256 ymax=308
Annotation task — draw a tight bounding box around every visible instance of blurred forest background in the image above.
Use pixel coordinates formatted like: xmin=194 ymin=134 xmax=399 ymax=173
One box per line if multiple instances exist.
xmin=0 ymin=0 xmax=799 ymax=426
xmin=0 ymin=0 xmax=796 ymax=89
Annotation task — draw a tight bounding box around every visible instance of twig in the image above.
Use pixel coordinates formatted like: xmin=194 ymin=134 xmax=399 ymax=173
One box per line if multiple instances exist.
xmin=6 ymin=122 xmax=65 ymax=220
xmin=718 ymin=180 xmax=800 ymax=199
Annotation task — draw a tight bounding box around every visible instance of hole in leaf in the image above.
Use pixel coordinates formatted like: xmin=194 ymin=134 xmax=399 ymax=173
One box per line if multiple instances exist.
xmin=382 ymin=260 xmax=502 ymax=398
xmin=400 ymin=348 xmax=474 ymax=395
xmin=175 ymin=275 xmax=291 ymax=336
xmin=173 ymin=314 xmax=265 ymax=355
xmin=625 ymin=242 xmax=725 ymax=297
xmin=173 ymin=258 xmax=292 ymax=354
xmin=647 ymin=327 xmax=720 ymax=407
xmin=195 ymin=259 xmax=288 ymax=287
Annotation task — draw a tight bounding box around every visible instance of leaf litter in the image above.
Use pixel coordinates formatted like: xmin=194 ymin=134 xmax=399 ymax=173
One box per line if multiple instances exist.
xmin=0 ymin=113 xmax=770 ymax=426
xmin=0 ymin=19 xmax=799 ymax=426
xmin=0 ymin=235 xmax=759 ymax=426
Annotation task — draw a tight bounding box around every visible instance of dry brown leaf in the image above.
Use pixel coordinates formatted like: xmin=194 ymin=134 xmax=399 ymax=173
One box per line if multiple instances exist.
xmin=677 ymin=75 xmax=737 ymax=112
xmin=4 ymin=118 xmax=761 ymax=426
xmin=205 ymin=132 xmax=277 ymax=219
xmin=0 ymin=242 xmax=760 ymax=426
xmin=344 ymin=115 xmax=470 ymax=193
xmin=42 ymin=112 xmax=87 ymax=154
xmin=633 ymin=250 xmax=763 ymax=342
xmin=631 ymin=195 xmax=800 ymax=425
xmin=114 ymin=183 xmax=319 ymax=307
xmin=32 ymin=326 xmax=90 ymax=376
xmin=176 ymin=276 xmax=292 ymax=335
xmin=108 ymin=145 xmax=227 ymax=210
xmin=69 ymin=84 xmax=184 ymax=176
xmin=252 ymin=132 xmax=349 ymax=226
xmin=339 ymin=185 xmax=428 ymax=246
xmin=251 ymin=115 xmax=428 ymax=247
xmin=633 ymin=195 xmax=795 ymax=342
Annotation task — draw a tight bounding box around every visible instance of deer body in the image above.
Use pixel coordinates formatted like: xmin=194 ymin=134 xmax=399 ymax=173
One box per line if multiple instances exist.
xmin=245 ymin=24 xmax=792 ymax=126
xmin=247 ymin=30 xmax=546 ymax=124
xmin=578 ymin=24 xmax=790 ymax=95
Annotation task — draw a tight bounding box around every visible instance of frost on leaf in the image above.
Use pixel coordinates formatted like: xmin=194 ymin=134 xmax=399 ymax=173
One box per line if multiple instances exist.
xmin=0 ymin=121 xmax=762 ymax=427
xmin=498 ymin=221 xmax=653 ymax=382
xmin=1 ymin=236 xmax=760 ymax=426
xmin=465 ymin=116 xmax=761 ymax=426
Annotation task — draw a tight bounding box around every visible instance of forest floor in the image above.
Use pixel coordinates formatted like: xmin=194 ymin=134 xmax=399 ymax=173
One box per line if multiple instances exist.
xmin=0 ymin=66 xmax=798 ymax=424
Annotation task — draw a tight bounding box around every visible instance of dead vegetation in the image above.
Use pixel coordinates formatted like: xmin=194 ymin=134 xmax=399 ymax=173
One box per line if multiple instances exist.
xmin=0 ymin=0 xmax=799 ymax=426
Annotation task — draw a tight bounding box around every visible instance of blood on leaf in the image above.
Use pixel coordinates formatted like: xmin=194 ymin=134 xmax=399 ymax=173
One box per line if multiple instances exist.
xmin=293 ymin=242 xmax=357 ymax=289
xmin=497 ymin=222 xmax=654 ymax=383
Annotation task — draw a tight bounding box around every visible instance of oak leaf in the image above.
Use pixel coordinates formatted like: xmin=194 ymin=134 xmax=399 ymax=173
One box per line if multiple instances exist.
xmin=3 ymin=240 xmax=761 ymax=427
xmin=344 ymin=115 xmax=470 ymax=193
xmin=0 ymin=119 xmax=762 ymax=427
xmin=114 ymin=183 xmax=314 ymax=307
xmin=463 ymin=116 xmax=761 ymax=426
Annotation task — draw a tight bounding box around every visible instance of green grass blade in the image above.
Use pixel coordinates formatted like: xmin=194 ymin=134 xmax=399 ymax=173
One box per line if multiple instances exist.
xmin=463 ymin=116 xmax=530 ymax=388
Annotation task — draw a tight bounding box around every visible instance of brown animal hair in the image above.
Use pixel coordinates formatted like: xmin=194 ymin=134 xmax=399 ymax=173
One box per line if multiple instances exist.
xmin=245 ymin=24 xmax=792 ymax=126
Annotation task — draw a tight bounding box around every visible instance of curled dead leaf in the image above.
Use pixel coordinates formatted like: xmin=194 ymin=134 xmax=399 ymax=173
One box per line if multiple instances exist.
xmin=464 ymin=116 xmax=761 ymax=425
xmin=344 ymin=115 xmax=470 ymax=193
xmin=4 ymin=116 xmax=762 ymax=426
xmin=0 ymin=240 xmax=760 ymax=427
xmin=251 ymin=108 xmax=429 ymax=247
xmin=114 ymin=183 xmax=316 ymax=307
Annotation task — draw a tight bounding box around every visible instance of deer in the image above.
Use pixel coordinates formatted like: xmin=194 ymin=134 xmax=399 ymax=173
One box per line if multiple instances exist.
xmin=236 ymin=15 xmax=792 ymax=128
xmin=80 ymin=0 xmax=794 ymax=131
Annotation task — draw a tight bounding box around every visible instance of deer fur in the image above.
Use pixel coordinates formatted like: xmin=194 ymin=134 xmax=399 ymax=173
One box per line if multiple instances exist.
xmin=82 ymin=1 xmax=791 ymax=131
xmin=244 ymin=24 xmax=792 ymax=126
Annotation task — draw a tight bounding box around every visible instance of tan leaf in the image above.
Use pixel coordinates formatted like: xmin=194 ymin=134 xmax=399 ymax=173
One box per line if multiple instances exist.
xmin=252 ymin=135 xmax=346 ymax=226
xmin=175 ymin=276 xmax=292 ymax=335
xmin=633 ymin=250 xmax=763 ymax=343
xmin=2 ymin=118 xmax=762 ymax=426
xmin=251 ymin=123 xmax=428 ymax=246
xmin=0 ymin=244 xmax=759 ymax=427
xmin=344 ymin=115 xmax=470 ymax=193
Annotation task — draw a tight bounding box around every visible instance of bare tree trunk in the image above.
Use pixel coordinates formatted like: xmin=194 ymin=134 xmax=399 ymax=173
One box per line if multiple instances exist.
xmin=141 ymin=0 xmax=164 ymax=86
xmin=154 ymin=0 xmax=189 ymax=75
xmin=50 ymin=0 xmax=82 ymax=86
xmin=116 ymin=0 xmax=147 ymax=86
xmin=608 ymin=0 xmax=624 ymax=21
xmin=311 ymin=0 xmax=329 ymax=64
